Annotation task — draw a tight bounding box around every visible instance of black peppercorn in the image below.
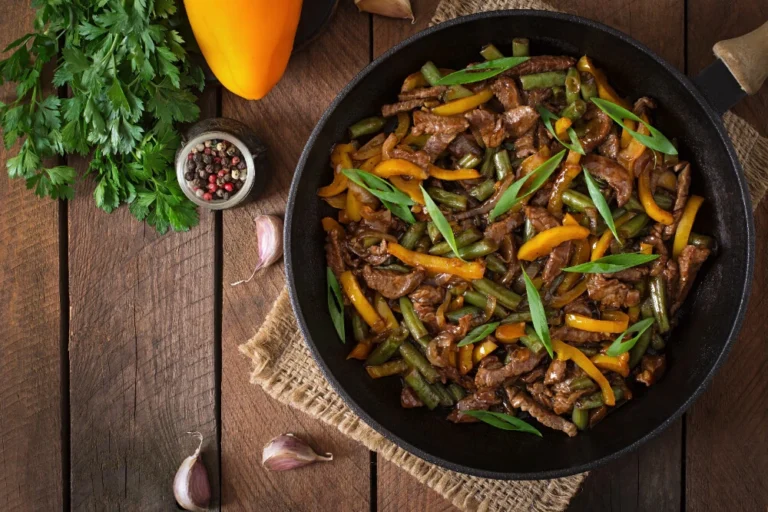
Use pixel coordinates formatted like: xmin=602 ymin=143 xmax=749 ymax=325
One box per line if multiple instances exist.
xmin=237 ymin=161 xmax=246 ymax=170
xmin=184 ymin=171 xmax=195 ymax=181
xmin=220 ymin=157 xmax=229 ymax=167
xmin=193 ymin=153 xmax=203 ymax=163
xmin=235 ymin=181 xmax=244 ymax=190
xmin=205 ymin=164 xmax=213 ymax=172
xmin=192 ymin=178 xmax=203 ymax=188
xmin=202 ymin=154 xmax=212 ymax=164
xmin=197 ymin=169 xmax=207 ymax=179
xmin=223 ymin=175 xmax=232 ymax=183
xmin=223 ymin=192 xmax=231 ymax=200
xmin=187 ymin=160 xmax=196 ymax=171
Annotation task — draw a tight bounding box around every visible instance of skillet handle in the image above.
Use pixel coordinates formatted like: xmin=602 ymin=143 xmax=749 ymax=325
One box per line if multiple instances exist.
xmin=713 ymin=21 xmax=768 ymax=95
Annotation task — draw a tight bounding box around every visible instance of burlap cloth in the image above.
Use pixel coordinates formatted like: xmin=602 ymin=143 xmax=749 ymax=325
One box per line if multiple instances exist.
xmin=239 ymin=1 xmax=768 ymax=510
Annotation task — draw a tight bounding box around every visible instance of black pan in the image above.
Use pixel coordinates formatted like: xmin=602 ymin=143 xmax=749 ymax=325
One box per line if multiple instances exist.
xmin=285 ymin=10 xmax=760 ymax=479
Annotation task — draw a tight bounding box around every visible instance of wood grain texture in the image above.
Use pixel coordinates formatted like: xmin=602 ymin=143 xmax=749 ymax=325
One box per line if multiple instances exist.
xmin=686 ymin=3 xmax=768 ymax=510
xmin=0 ymin=4 xmax=63 ymax=510
xmin=67 ymin=89 xmax=219 ymax=510
xmin=219 ymin=3 xmax=372 ymax=510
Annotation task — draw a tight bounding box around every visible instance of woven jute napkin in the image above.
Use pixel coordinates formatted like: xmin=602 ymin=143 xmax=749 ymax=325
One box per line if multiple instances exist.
xmin=240 ymin=1 xmax=768 ymax=510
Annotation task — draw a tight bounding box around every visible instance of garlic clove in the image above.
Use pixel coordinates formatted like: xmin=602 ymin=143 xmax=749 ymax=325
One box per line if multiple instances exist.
xmin=230 ymin=214 xmax=284 ymax=287
xmin=354 ymin=0 xmax=414 ymax=20
xmin=174 ymin=432 xmax=211 ymax=511
xmin=262 ymin=433 xmax=333 ymax=472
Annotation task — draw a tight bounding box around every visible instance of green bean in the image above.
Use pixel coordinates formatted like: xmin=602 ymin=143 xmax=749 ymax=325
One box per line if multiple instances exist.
xmin=524 ymin=218 xmax=536 ymax=242
xmin=421 ymin=61 xmax=443 ymax=86
xmin=485 ymin=254 xmax=508 ymax=274
xmin=444 ymin=85 xmax=474 ymax=101
xmin=570 ymin=376 xmax=597 ymax=391
xmin=349 ymin=116 xmax=385 ymax=139
xmin=431 ymin=382 xmax=455 ymax=407
xmin=470 ymin=179 xmax=496 ymax=201
xmin=404 ymin=369 xmax=440 ymax=410
xmin=399 ymin=342 xmax=440 ymax=383
xmin=640 ymin=296 xmax=654 ymax=319
xmin=472 ymin=278 xmax=522 ymax=309
xmin=635 ymin=279 xmax=648 ymax=299
xmin=559 ymin=99 xmax=587 ymax=121
xmin=446 ymin=306 xmax=482 ymax=322
xmin=414 ymin=235 xmax=431 ymax=253
xmin=365 ymin=329 xmax=408 ymax=366
xmin=577 ymin=346 xmax=599 ymax=357
xmin=452 ymin=238 xmax=499 ymax=259
xmin=689 ymin=232 xmax=718 ymax=252
xmin=366 ymin=359 xmax=409 ymax=379
xmin=426 ymin=187 xmax=468 ymax=211
xmin=562 ymin=189 xmax=595 ymax=212
xmin=572 ymin=407 xmax=589 ymax=430
xmin=629 ymin=328 xmax=652 ymax=368
xmin=429 ymin=228 xmax=482 ymax=255
xmin=480 ymin=147 xmax=498 ymax=178
xmin=376 ymin=264 xmax=411 ymax=273
xmin=576 ymin=387 xmax=624 ymax=410
xmin=399 ymin=297 xmax=429 ymax=344
xmin=624 ymin=195 xmax=644 ymax=212
xmin=551 ymin=86 xmax=566 ymax=103
xmin=400 ymin=221 xmax=427 ymax=250
xmin=463 ymin=289 xmax=509 ymax=318
xmin=352 ymin=311 xmax=368 ymax=343
xmin=447 ymin=382 xmax=467 ymax=401
xmin=501 ymin=308 xmax=560 ymax=324
xmin=654 ymin=191 xmax=674 ymax=210
xmin=564 ymin=67 xmax=581 ymax=104
xmin=618 ymin=213 xmax=650 ymax=239
xmin=512 ymin=38 xmax=529 ymax=57
xmin=520 ymin=71 xmax=567 ymax=90
xmin=580 ymin=74 xmax=597 ymax=101
xmin=494 ymin=149 xmax=513 ymax=180
xmin=519 ymin=326 xmax=544 ymax=354
xmin=458 ymin=153 xmax=482 ymax=169
xmin=404 ymin=134 xmax=431 ymax=149
xmin=650 ymin=275 xmax=670 ymax=334
xmin=480 ymin=43 xmax=504 ymax=60
xmin=651 ymin=333 xmax=666 ymax=351
xmin=427 ymin=222 xmax=442 ymax=243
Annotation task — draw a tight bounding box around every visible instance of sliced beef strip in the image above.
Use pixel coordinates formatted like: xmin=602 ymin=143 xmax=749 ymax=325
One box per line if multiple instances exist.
xmin=409 ymin=285 xmax=444 ymax=304
xmin=582 ymin=154 xmax=634 ymax=207
xmin=544 ymin=359 xmax=568 ymax=385
xmin=412 ymin=110 xmax=470 ymax=136
xmin=475 ymin=347 xmax=544 ymax=389
xmin=519 ymin=364 xmax=547 ymax=384
xmin=542 ymin=241 xmax=572 ymax=285
xmin=381 ymin=133 xmax=398 ymax=160
xmin=448 ymin=133 xmax=483 ymax=158
xmin=530 ymin=182 xmax=554 ymax=207
xmin=483 ymin=212 xmax=524 ymax=245
xmin=598 ymin=128 xmax=620 ymax=159
xmin=636 ymin=354 xmax=666 ymax=386
xmin=426 ymin=330 xmax=457 ymax=368
xmin=525 ymin=205 xmax=560 ymax=232
xmin=527 ymin=381 xmax=553 ymax=409
xmin=423 ymin=132 xmax=457 ymax=161
xmin=465 ymin=108 xmax=506 ymax=148
xmin=505 ymin=386 xmax=578 ymax=437
xmin=579 ymin=104 xmax=612 ymax=153
xmin=642 ymin=234 xmax=669 ymax=277
xmin=662 ymin=163 xmax=692 ymax=240
xmin=382 ymin=99 xmax=427 ymax=117
xmin=325 ymin=230 xmax=346 ymax=277
xmin=361 ymin=265 xmax=426 ymax=299
xmin=346 ymin=238 xmax=389 ymax=266
xmin=550 ymin=325 xmax=611 ymax=343
xmin=502 ymin=106 xmax=540 ymax=138
xmin=491 ymin=76 xmax=521 ymax=110
xmin=513 ymin=129 xmax=537 ymax=159
xmin=563 ymin=296 xmax=594 ymax=317
xmin=401 ymin=387 xmax=424 ymax=408
xmin=552 ymin=389 xmax=590 ymax=415
xmin=664 ymin=259 xmax=679 ymax=302
xmin=672 ymin=245 xmax=710 ymax=313
xmin=524 ymin=87 xmax=553 ymax=108
xmin=398 ymin=86 xmax=447 ymax=101
xmin=605 ymin=267 xmax=649 ymax=282
xmin=587 ymin=273 xmax=641 ymax=308
xmin=390 ymin=145 xmax=432 ymax=169
xmin=413 ymin=301 xmax=438 ymax=333
xmin=633 ymin=96 xmax=656 ymax=116
xmin=503 ymin=55 xmax=577 ymax=76
xmin=447 ymin=388 xmax=502 ymax=423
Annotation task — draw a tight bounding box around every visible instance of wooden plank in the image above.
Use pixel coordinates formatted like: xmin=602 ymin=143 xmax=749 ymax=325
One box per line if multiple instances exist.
xmin=219 ymin=3 xmax=372 ymax=511
xmin=685 ymin=3 xmax=768 ymax=510
xmin=0 ymin=4 xmax=63 ymax=509
xmin=67 ymin=89 xmax=219 ymax=509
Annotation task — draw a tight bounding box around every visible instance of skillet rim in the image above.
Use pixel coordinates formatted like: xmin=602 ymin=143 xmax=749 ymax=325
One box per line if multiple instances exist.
xmin=284 ymin=9 xmax=756 ymax=480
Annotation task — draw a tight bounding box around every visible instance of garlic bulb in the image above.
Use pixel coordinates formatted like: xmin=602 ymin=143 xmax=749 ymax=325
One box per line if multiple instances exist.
xmin=262 ymin=433 xmax=333 ymax=472
xmin=231 ymin=215 xmax=284 ymax=286
xmin=355 ymin=0 xmax=414 ymax=20
xmin=173 ymin=432 xmax=211 ymax=511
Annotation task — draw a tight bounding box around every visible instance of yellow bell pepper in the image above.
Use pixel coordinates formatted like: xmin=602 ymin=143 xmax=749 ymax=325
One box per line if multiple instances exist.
xmin=432 ymin=89 xmax=494 ymax=116
xmin=458 ymin=345 xmax=473 ymax=375
xmin=628 ymin=305 xmax=641 ymax=323
xmin=563 ymin=213 xmax=581 ymax=227
xmin=428 ymin=166 xmax=481 ymax=180
xmin=620 ymin=119 xmax=636 ymax=149
xmin=576 ymin=56 xmax=630 ymax=109
xmin=388 ymin=243 xmax=486 ymax=280
xmin=388 ymin=176 xmax=424 ymax=205
xmin=550 ymin=279 xmax=588 ymax=308
xmin=373 ymin=158 xmax=429 ymax=179
xmin=317 ymin=173 xmax=349 ymax=198
xmin=375 ymin=294 xmax=399 ymax=331
xmin=322 ymin=193 xmax=347 ymax=209
xmin=321 ymin=217 xmax=345 ymax=236
xmin=657 ymin=170 xmax=678 ymax=191
xmin=347 ymin=341 xmax=372 ymax=360
xmin=495 ymin=322 xmax=526 ymax=343
xmin=553 ymin=339 xmax=616 ymax=406
xmin=345 ymin=184 xmax=364 ymax=222
xmin=185 ymin=0 xmax=303 ymax=100
xmin=565 ymin=313 xmax=628 ymax=333
xmin=339 ymin=271 xmax=386 ymax=333
xmin=673 ymin=195 xmax=705 ymax=258
xmin=360 ymin=154 xmax=383 ymax=172
xmin=639 ymin=242 xmax=654 ymax=255
xmin=547 ymin=160 xmax=582 ymax=217
xmin=518 ymin=225 xmax=590 ymax=261
xmin=317 ymin=143 xmax=355 ymax=197
xmin=592 ymin=353 xmax=630 ymax=378
xmin=617 ymin=115 xmax=650 ymax=171
xmin=473 ymin=340 xmax=498 ymax=364
xmin=639 ymin=167 xmax=674 ymax=225
xmin=591 ymin=212 xmax=635 ymax=260
xmin=395 ymin=112 xmax=411 ymax=141
xmin=555 ymin=117 xmax=573 ymax=140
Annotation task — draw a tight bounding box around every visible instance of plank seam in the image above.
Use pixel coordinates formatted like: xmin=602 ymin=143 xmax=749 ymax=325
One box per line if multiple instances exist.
xmin=214 ymin=85 xmax=224 ymax=510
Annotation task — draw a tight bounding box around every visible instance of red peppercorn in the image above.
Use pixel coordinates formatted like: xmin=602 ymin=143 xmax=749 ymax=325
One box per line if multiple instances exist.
xmin=208 ymin=174 xmax=217 ymax=183
xmin=231 ymin=156 xmax=240 ymax=165
xmin=187 ymin=153 xmax=194 ymax=160
xmin=218 ymin=169 xmax=227 ymax=177
xmin=214 ymin=157 xmax=221 ymax=164
xmin=223 ymin=182 xmax=234 ymax=192
xmin=207 ymin=183 xmax=218 ymax=192
xmin=203 ymin=192 xmax=213 ymax=201
xmin=203 ymin=147 xmax=212 ymax=155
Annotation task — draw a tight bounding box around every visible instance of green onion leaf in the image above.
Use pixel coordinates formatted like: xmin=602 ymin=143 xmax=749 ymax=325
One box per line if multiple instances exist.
xmin=421 ymin=185 xmax=464 ymax=261
xmin=489 ymin=149 xmax=566 ymax=221
xmin=520 ymin=266 xmax=553 ymax=358
xmin=537 ymin=106 xmax=585 ymax=155
xmin=435 ymin=57 xmax=530 ymax=86
xmin=591 ymin=98 xmax=678 ymax=155
xmin=327 ymin=267 xmax=345 ymax=343
xmin=462 ymin=410 xmax=543 ymax=437
xmin=342 ymin=169 xmax=416 ymax=224
xmin=457 ymin=322 xmax=500 ymax=347
xmin=583 ymin=167 xmax=620 ymax=242
xmin=606 ymin=317 xmax=655 ymax=356
xmin=563 ymin=253 xmax=660 ymax=274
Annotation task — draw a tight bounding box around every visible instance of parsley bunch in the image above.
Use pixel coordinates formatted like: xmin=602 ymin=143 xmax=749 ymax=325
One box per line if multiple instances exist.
xmin=0 ymin=0 xmax=205 ymax=233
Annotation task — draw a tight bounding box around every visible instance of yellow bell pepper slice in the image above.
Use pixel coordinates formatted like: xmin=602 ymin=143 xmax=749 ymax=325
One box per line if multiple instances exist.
xmin=495 ymin=322 xmax=527 ymax=343
xmin=373 ymin=158 xmax=429 ymax=179
xmin=317 ymin=172 xmax=349 ymax=198
xmin=388 ymin=243 xmax=486 ymax=280
xmin=347 ymin=341 xmax=372 ymax=360
xmin=548 ymin=159 xmax=581 ymax=216
xmin=553 ymin=339 xmax=616 ymax=406
xmin=565 ymin=313 xmax=628 ymax=333
xmin=620 ymin=119 xmax=636 ymax=149
xmin=617 ymin=115 xmax=649 ymax=171
xmin=388 ymin=176 xmax=424 ymax=205
xmin=657 ymin=170 xmax=677 ymax=191
xmin=550 ymin=279 xmax=588 ymax=308
xmin=591 ymin=212 xmax=635 ymax=260
xmin=592 ymin=353 xmax=630 ymax=378
xmin=339 ymin=271 xmax=386 ymax=333
xmin=673 ymin=195 xmax=705 ymax=258
xmin=318 ymin=143 xmax=356 ymax=197
xmin=473 ymin=340 xmax=498 ymax=364
xmin=428 ymin=166 xmax=481 ymax=180
xmin=518 ymin=225 xmax=590 ymax=261
xmin=375 ymin=294 xmax=399 ymax=330
xmin=321 ymin=216 xmax=345 ymax=236
xmin=577 ymin=56 xmax=630 ymax=109
xmin=458 ymin=345 xmax=473 ymax=375
xmin=431 ymin=89 xmax=494 ymax=116
xmin=639 ymin=242 xmax=654 ymax=255
xmin=639 ymin=166 xmax=674 ymax=225
xmin=555 ymin=117 xmax=572 ymax=140
xmin=322 ymin=193 xmax=347 ymax=209
xmin=360 ymin=154 xmax=383 ymax=172
xmin=345 ymin=185 xmax=364 ymax=222
xmin=563 ymin=213 xmax=581 ymax=227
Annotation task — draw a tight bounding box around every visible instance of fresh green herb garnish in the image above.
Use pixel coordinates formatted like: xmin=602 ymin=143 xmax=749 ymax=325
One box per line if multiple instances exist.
xmin=606 ymin=317 xmax=655 ymax=356
xmin=591 ymin=98 xmax=678 ymax=155
xmin=489 ymin=149 xmax=566 ymax=221
xmin=537 ymin=106 xmax=585 ymax=155
xmin=0 ymin=1 xmax=206 ymax=233
xmin=462 ymin=410 xmax=543 ymax=436
xmin=562 ymin=253 xmax=660 ymax=274
xmin=435 ymin=57 xmax=530 ymax=86
xmin=457 ymin=322 xmax=500 ymax=347
xmin=521 ymin=265 xmax=553 ymax=358
xmin=420 ymin=185 xmax=463 ymax=261
xmin=583 ymin=167 xmax=620 ymax=242
xmin=342 ymin=169 xmax=416 ymax=224
xmin=327 ymin=268 xmax=345 ymax=342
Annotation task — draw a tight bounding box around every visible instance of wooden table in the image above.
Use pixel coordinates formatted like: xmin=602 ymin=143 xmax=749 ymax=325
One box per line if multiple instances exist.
xmin=2 ymin=0 xmax=767 ymax=510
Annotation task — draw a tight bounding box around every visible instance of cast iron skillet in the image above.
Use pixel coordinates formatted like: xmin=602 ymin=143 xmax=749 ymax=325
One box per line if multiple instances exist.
xmin=285 ymin=11 xmax=763 ymax=479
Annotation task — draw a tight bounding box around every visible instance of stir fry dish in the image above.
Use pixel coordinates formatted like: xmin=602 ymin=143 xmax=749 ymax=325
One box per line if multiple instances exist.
xmin=319 ymin=40 xmax=715 ymax=437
